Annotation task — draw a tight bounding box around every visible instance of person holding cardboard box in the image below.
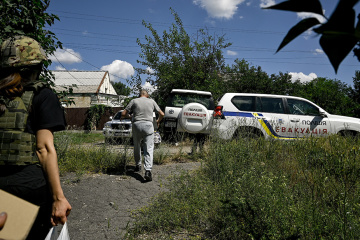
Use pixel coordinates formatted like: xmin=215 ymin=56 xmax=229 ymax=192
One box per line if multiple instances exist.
xmin=0 ymin=36 xmax=71 ymax=239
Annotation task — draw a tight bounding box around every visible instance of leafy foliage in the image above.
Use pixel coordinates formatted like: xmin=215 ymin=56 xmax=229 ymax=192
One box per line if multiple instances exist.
xmin=0 ymin=0 xmax=62 ymax=56
xmin=111 ymin=81 xmax=131 ymax=96
xmin=0 ymin=0 xmax=75 ymax=103
xmin=126 ymin=136 xmax=360 ymax=239
xmin=132 ymin=8 xmax=231 ymax=106
xmin=300 ymin=77 xmax=358 ymax=116
xmin=265 ymin=0 xmax=360 ymax=73
xmin=224 ymin=59 xmax=299 ymax=96
xmin=85 ymin=104 xmax=113 ymax=130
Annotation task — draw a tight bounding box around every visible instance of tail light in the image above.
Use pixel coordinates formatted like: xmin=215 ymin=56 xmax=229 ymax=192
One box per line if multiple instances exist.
xmin=213 ymin=105 xmax=225 ymax=119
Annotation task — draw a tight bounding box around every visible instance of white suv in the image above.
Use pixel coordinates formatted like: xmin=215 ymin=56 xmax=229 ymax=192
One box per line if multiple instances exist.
xmin=103 ymin=110 xmax=132 ymax=143
xmin=164 ymin=89 xmax=215 ymax=135
xmin=212 ymin=93 xmax=360 ymax=140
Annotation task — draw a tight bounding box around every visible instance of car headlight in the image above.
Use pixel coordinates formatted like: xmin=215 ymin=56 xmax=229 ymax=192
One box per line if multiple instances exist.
xmin=104 ymin=123 xmax=112 ymax=129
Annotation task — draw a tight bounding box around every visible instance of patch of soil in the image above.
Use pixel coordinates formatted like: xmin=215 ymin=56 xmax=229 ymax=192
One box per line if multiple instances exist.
xmin=61 ymin=161 xmax=201 ymax=239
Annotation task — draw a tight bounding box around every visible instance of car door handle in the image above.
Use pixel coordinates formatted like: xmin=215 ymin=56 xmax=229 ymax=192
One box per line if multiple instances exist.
xmin=290 ymin=118 xmax=300 ymax=122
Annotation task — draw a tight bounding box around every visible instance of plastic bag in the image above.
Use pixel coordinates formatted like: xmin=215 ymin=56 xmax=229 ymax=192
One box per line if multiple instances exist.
xmin=44 ymin=222 xmax=70 ymax=240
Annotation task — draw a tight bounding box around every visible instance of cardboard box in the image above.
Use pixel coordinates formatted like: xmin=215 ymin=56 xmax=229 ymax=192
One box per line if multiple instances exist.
xmin=0 ymin=190 xmax=39 ymax=240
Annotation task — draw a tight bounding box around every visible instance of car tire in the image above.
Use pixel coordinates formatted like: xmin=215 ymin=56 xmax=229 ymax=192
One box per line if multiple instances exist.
xmin=105 ymin=137 xmax=111 ymax=144
xmin=234 ymin=127 xmax=263 ymax=140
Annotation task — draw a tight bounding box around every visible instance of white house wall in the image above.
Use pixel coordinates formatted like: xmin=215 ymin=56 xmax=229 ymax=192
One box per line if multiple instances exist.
xmin=99 ymin=73 xmax=117 ymax=95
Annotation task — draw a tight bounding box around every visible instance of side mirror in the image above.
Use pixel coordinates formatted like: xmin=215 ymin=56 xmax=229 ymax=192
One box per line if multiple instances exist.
xmin=109 ymin=116 xmax=113 ymax=120
xmin=319 ymin=110 xmax=327 ymax=118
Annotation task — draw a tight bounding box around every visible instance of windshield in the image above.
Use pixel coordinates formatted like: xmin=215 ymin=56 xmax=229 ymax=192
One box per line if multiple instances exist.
xmin=167 ymin=92 xmax=215 ymax=110
xmin=113 ymin=111 xmax=132 ymax=120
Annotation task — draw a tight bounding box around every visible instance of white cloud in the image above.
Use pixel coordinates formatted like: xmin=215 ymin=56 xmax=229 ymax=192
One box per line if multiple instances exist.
xmin=227 ymin=50 xmax=238 ymax=56
xmin=142 ymin=81 xmax=156 ymax=94
xmin=289 ymin=72 xmax=317 ymax=83
xmin=101 ymin=60 xmax=135 ymax=79
xmin=314 ymin=48 xmax=324 ymax=55
xmin=260 ymin=0 xmax=275 ymax=8
xmin=49 ymin=48 xmax=82 ymax=64
xmin=193 ymin=0 xmax=246 ymax=19
xmin=146 ymin=67 xmax=155 ymax=74
xmin=297 ymin=12 xmax=326 ymax=24
xmin=295 ymin=12 xmax=326 ymax=39
xmin=55 ymin=66 xmax=66 ymax=71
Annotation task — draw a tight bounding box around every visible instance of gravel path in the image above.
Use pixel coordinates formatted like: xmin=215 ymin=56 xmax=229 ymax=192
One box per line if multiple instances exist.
xmin=61 ymin=160 xmax=201 ymax=239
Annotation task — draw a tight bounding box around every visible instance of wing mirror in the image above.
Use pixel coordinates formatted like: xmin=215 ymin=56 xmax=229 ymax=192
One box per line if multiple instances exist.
xmin=319 ymin=110 xmax=327 ymax=118
xmin=109 ymin=116 xmax=113 ymax=120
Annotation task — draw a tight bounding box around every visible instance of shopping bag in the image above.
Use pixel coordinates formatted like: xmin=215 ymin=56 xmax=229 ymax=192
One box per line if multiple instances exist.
xmin=44 ymin=222 xmax=70 ymax=240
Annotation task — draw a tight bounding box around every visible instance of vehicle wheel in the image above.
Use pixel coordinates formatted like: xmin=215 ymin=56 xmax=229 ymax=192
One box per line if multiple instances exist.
xmin=105 ymin=137 xmax=111 ymax=144
xmin=234 ymin=127 xmax=263 ymax=140
xmin=178 ymin=103 xmax=210 ymax=133
xmin=338 ymin=130 xmax=359 ymax=138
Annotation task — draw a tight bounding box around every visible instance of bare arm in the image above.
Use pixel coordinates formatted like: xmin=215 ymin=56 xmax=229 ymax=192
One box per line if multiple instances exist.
xmin=157 ymin=110 xmax=165 ymax=127
xmin=36 ymin=129 xmax=71 ymax=226
xmin=121 ymin=109 xmax=128 ymax=118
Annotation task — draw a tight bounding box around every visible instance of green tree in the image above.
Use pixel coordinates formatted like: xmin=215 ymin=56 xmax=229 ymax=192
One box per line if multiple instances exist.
xmin=132 ymin=8 xmax=231 ymax=106
xmin=224 ymin=59 xmax=297 ymax=95
xmin=265 ymin=0 xmax=360 ymax=73
xmin=0 ymin=0 xmax=62 ymax=67
xmin=301 ymin=77 xmax=356 ymax=116
xmin=350 ymin=70 xmax=360 ymax=117
xmin=111 ymin=81 xmax=131 ymax=96
xmin=0 ymin=0 xmax=75 ymax=104
xmin=85 ymin=104 xmax=113 ymax=131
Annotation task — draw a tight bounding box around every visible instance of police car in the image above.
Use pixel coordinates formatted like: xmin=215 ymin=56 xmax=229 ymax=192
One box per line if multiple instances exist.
xmin=164 ymin=89 xmax=215 ymax=135
xmin=212 ymin=93 xmax=360 ymax=140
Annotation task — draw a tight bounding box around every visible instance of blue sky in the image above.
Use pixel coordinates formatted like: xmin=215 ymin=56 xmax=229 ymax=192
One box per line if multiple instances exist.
xmin=47 ymin=0 xmax=360 ymax=88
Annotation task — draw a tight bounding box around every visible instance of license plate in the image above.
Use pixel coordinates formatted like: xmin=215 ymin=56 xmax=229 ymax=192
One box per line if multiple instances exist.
xmin=165 ymin=121 xmax=176 ymax=128
xmin=114 ymin=132 xmax=127 ymax=136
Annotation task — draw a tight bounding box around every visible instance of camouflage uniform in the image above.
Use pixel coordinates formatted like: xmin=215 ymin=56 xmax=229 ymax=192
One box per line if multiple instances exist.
xmin=0 ymin=36 xmax=47 ymax=165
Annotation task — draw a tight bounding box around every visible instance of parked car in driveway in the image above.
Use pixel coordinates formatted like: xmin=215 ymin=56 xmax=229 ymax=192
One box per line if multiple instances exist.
xmin=212 ymin=93 xmax=360 ymax=140
xmin=103 ymin=110 xmax=161 ymax=145
xmin=103 ymin=110 xmax=132 ymax=144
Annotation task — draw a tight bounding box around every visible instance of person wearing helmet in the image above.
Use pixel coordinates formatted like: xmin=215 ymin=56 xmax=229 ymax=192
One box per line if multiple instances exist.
xmin=0 ymin=36 xmax=71 ymax=239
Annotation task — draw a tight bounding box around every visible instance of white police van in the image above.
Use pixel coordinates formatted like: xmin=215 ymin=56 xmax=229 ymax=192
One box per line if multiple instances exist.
xmin=212 ymin=93 xmax=360 ymax=140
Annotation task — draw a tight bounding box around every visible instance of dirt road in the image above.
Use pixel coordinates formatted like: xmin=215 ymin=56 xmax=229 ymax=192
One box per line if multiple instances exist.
xmin=61 ymin=151 xmax=200 ymax=239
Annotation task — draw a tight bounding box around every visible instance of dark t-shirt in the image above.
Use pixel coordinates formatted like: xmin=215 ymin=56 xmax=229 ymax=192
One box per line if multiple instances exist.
xmin=0 ymin=87 xmax=66 ymax=189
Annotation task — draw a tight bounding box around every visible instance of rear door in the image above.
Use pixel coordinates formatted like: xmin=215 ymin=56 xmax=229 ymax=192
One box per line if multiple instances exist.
xmin=255 ymin=97 xmax=293 ymax=139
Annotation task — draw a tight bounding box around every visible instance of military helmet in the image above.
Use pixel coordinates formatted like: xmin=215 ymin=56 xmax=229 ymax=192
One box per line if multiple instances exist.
xmin=0 ymin=35 xmax=47 ymax=68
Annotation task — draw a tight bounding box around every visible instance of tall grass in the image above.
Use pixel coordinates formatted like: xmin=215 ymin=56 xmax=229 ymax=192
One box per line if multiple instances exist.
xmin=54 ymin=131 xmax=132 ymax=175
xmin=125 ymin=135 xmax=360 ymax=239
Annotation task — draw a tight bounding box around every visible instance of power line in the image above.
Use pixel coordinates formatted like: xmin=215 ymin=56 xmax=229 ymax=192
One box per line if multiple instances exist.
xmin=50 ymin=10 xmax=287 ymax=36
xmin=59 ymin=48 xmax=130 ymax=82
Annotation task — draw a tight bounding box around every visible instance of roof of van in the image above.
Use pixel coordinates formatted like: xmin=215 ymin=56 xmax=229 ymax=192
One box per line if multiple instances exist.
xmin=171 ymin=89 xmax=212 ymax=95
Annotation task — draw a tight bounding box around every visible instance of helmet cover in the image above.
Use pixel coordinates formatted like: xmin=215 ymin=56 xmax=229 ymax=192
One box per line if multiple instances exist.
xmin=0 ymin=36 xmax=47 ymax=68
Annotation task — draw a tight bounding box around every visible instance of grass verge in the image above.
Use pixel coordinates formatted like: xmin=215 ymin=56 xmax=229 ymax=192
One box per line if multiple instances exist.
xmin=125 ymin=135 xmax=360 ymax=239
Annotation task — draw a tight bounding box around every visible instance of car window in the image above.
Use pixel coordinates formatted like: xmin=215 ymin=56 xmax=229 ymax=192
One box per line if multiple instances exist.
xmin=231 ymin=96 xmax=255 ymax=111
xmin=287 ymin=98 xmax=319 ymax=116
xmin=257 ymin=97 xmax=285 ymax=114
xmin=167 ymin=93 xmax=215 ymax=110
